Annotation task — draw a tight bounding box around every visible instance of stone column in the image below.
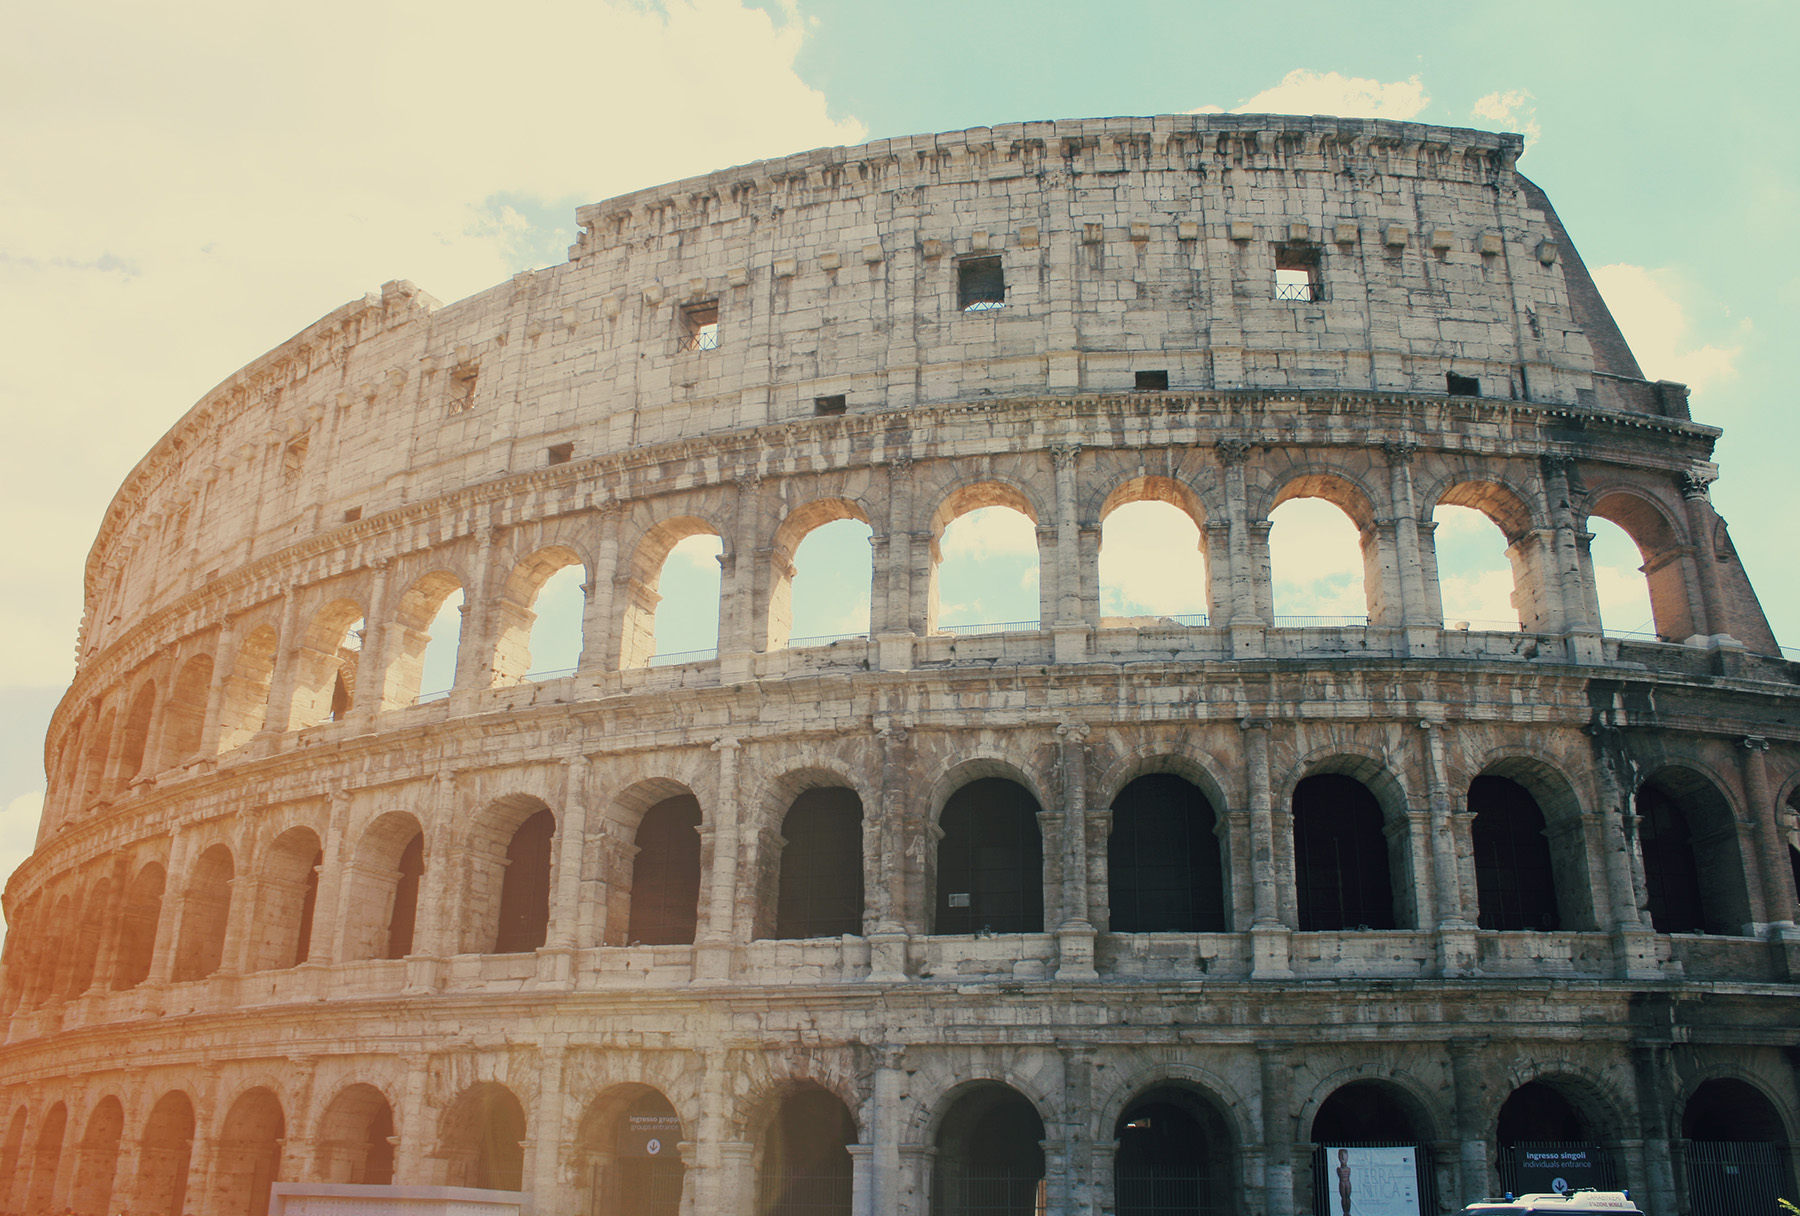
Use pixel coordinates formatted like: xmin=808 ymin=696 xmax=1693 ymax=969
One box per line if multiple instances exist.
xmin=868 ymin=723 xmax=911 ymax=981
xmin=1218 ymin=440 xmax=1267 ymax=656
xmin=1420 ymin=721 xmax=1476 ymax=975
xmin=308 ymin=788 xmax=354 ymax=965
xmin=262 ymin=591 xmax=304 ymax=734
xmin=695 ymin=737 xmax=740 ymax=984
xmin=530 ymin=1040 xmax=571 ymax=1210
xmin=352 ymin=558 xmax=392 ymax=719
xmin=85 ymin=856 xmax=132 ymax=996
xmin=1449 ymin=1040 xmax=1491 ymax=1204
xmin=868 ymin=1046 xmax=905 ymax=1214
xmin=1050 ymin=443 xmax=1089 ymax=662
xmin=549 ymin=758 xmax=592 ymax=958
xmin=1678 ymin=469 xmax=1731 ymax=640
xmin=196 ymin=620 xmax=235 ymax=758
xmin=406 ymin=772 xmax=459 ymax=988
xmin=718 ymin=475 xmax=763 ymax=682
xmin=148 ymin=829 xmax=192 ymax=985
xmin=1385 ymin=441 xmax=1440 ymax=655
xmin=580 ymin=502 xmax=622 ymax=675
xmin=1056 ymin=1046 xmax=1094 ymax=1215
xmin=1056 ymin=724 xmax=1097 ymax=980
xmin=1243 ymin=718 xmax=1292 ymax=976
xmin=1260 ymin=1046 xmax=1295 ymax=1216
xmin=1629 ymin=1043 xmax=1678 ymax=1216
xmin=1739 ymin=737 xmax=1797 ymax=928
xmin=1542 ymin=457 xmax=1604 ymax=662
xmin=393 ymin=1053 xmax=433 ymax=1184
xmin=453 ymin=525 xmax=498 ymax=692
xmin=876 ymin=457 xmax=917 ymax=671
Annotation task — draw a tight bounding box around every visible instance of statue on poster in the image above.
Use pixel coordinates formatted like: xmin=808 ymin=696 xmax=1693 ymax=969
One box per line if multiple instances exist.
xmin=1326 ymin=1145 xmax=1420 ymax=1216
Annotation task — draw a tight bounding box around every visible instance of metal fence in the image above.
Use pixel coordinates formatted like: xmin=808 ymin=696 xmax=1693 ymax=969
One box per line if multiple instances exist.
xmin=932 ymin=1169 xmax=1047 ymax=1215
xmin=1115 ymin=1164 xmax=1227 ymax=1215
xmin=757 ymin=1162 xmax=855 ymax=1215
xmin=1683 ymin=1140 xmax=1794 ymax=1216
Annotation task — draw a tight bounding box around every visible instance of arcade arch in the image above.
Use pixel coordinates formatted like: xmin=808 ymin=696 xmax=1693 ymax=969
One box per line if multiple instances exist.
xmin=379 ymin=570 xmax=464 ymax=708
xmin=1267 ymin=474 xmax=1374 ymax=624
xmin=621 ymin=518 xmax=722 ymax=668
xmin=753 ymin=1083 xmax=856 ymax=1216
xmin=624 ymin=793 xmax=703 ymax=947
xmin=112 ymin=861 xmax=165 ymax=989
xmin=217 ymin=624 xmax=278 ymax=751
xmin=575 ymin=1084 xmax=686 ymax=1216
xmin=933 ymin=776 xmax=1044 ymax=935
xmin=288 ymin=598 xmax=365 ymax=729
xmin=929 ymin=484 xmax=1041 ymax=634
xmin=493 ymin=546 xmax=587 ymax=685
xmin=769 ymin=786 xmax=864 ymax=940
xmin=159 ymin=653 xmax=213 ymax=768
xmin=315 ymin=1083 xmax=395 ymax=1185
xmin=439 ymin=1082 xmax=526 ymax=1190
xmin=173 ymin=844 xmax=235 ymax=981
xmin=1291 ymin=772 xmax=1405 ymax=931
xmin=768 ymin=501 xmax=873 ymax=650
xmin=211 ymin=1087 xmax=284 ymax=1216
xmin=1635 ymin=768 xmax=1752 ymax=936
xmin=1108 ymin=773 xmax=1227 ymax=933
xmin=342 ymin=812 xmax=426 ymax=962
xmin=1113 ymin=1083 xmax=1237 ymax=1216
xmin=1098 ymin=481 xmax=1210 ymax=624
xmin=139 ymin=1091 xmax=197 ymax=1216
xmin=932 ymin=1082 xmax=1046 ymax=1216
xmin=248 ymin=826 xmax=322 ymax=971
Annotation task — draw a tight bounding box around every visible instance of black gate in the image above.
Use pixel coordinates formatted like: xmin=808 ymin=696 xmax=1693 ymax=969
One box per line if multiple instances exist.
xmin=1310 ymin=1143 xmax=1437 ymax=1216
xmin=932 ymin=1170 xmax=1047 ymax=1215
xmin=757 ymin=1159 xmax=855 ymax=1215
xmin=1116 ymin=1162 xmax=1226 ymax=1215
xmin=1683 ymin=1141 xmax=1793 ymax=1216
xmin=587 ymin=1158 xmax=684 ymax=1216
xmin=1495 ymin=1142 xmax=1615 ymax=1197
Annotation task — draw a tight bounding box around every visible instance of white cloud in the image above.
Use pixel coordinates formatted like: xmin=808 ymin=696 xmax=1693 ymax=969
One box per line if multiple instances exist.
xmin=1471 ymin=89 xmax=1542 ymax=148
xmin=1591 ymin=264 xmax=1745 ymax=395
xmin=1268 ymin=499 xmax=1367 ymax=619
xmin=1099 ymin=501 xmax=1208 ymax=618
xmin=1192 ymin=70 xmax=1430 ymax=120
xmin=0 ymin=0 xmax=864 ymax=692
xmin=940 ymin=507 xmax=1039 ymax=560
xmin=937 ymin=508 xmax=1040 ymax=626
xmin=1432 ymin=505 xmax=1518 ymax=627
xmin=0 ymin=790 xmax=45 ymax=947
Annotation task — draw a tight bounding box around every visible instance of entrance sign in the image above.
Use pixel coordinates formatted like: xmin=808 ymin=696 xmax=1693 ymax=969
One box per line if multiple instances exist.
xmin=1325 ymin=1146 xmax=1420 ymax=1216
xmin=625 ymin=1113 xmax=683 ymax=1157
xmin=1513 ymin=1145 xmax=1603 ymax=1197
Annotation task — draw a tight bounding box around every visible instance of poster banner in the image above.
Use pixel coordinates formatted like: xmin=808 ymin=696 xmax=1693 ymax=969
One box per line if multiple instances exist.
xmin=1325 ymin=1145 xmax=1420 ymax=1216
xmin=1513 ymin=1145 xmax=1603 ymax=1196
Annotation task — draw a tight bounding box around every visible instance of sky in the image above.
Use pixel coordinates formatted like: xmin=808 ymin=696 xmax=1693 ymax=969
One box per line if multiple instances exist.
xmin=3 ymin=0 xmax=1797 ymax=927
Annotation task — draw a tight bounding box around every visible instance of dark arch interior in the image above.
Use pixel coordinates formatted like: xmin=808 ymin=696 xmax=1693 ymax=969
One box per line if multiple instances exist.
xmin=319 ymin=1084 xmax=395 ymax=1186
xmin=630 ymin=795 xmax=703 ymax=946
xmin=1683 ymin=1079 xmax=1787 ymax=1143
xmin=216 ymin=1088 xmax=285 ymax=1216
xmin=758 ymin=1086 xmax=855 ymax=1216
xmin=1311 ymin=1082 xmax=1425 ymax=1144
xmin=385 ymin=832 xmax=424 ymax=959
xmin=934 ymin=1084 xmax=1046 ymax=1216
xmin=494 ymin=807 xmax=554 ymax=953
xmin=1293 ymin=775 xmax=1397 ymax=931
xmin=445 ymin=1084 xmax=527 ymax=1191
xmin=1637 ymin=781 xmax=1706 ymax=934
xmin=773 ymin=787 xmax=864 ymax=940
xmin=606 ymin=1089 xmax=685 ymax=1216
xmin=1470 ymin=776 xmax=1560 ymax=931
xmin=140 ymin=1093 xmax=196 ymax=1216
xmin=1108 ymin=774 xmax=1227 ymax=933
xmin=1497 ymin=1082 xmax=1589 ymax=1143
xmin=1115 ymin=1088 xmax=1235 ymax=1216
xmin=935 ymin=778 xmax=1044 ymax=935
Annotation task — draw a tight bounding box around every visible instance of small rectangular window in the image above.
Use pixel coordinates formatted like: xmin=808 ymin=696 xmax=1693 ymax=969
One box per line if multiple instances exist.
xmin=449 ymin=362 xmax=479 ymax=413
xmin=342 ymin=507 xmax=362 ymax=523
xmin=1447 ymin=372 xmax=1480 ymax=397
xmin=547 ymin=442 xmax=574 ymax=465
xmin=957 ymin=256 xmax=1005 ymax=311
xmin=814 ymin=395 xmax=846 ymax=416
xmin=1135 ymin=370 xmax=1169 ymax=391
xmin=1275 ymin=243 xmax=1322 ymax=302
xmin=680 ymin=301 xmax=720 ymax=351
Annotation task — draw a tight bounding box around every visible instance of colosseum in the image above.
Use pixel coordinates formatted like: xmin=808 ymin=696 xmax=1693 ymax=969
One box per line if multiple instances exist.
xmin=2 ymin=113 xmax=1797 ymax=1216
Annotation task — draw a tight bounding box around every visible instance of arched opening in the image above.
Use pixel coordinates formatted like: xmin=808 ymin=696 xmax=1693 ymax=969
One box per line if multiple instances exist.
xmin=461 ymin=796 xmax=555 ymax=955
xmin=174 ymin=844 xmax=235 ymax=981
xmin=576 ymin=1085 xmax=685 ymax=1216
xmin=931 ymin=496 xmax=1041 ymax=635
xmin=67 ymin=877 xmax=111 ymax=997
xmin=112 ymin=861 xmax=165 ymax=989
xmin=494 ymin=807 xmax=555 ymax=954
xmin=1293 ymin=774 xmax=1400 ymax=931
xmin=755 ymin=1084 xmax=856 ymax=1216
xmin=116 ymin=682 xmax=156 ymax=789
xmin=217 ymin=624 xmax=278 ymax=750
xmin=440 ymin=1083 xmax=526 ymax=1191
xmin=1682 ymin=1078 xmax=1795 ymax=1215
xmin=1588 ymin=493 xmax=1688 ymax=641
xmin=73 ymin=1096 xmax=126 ymax=1216
xmin=158 ymin=654 xmax=214 ymax=769
xmin=1099 ymin=491 xmax=1210 ymax=626
xmin=493 ymin=547 xmax=588 ymax=685
xmin=39 ymin=894 xmax=75 ymax=1005
xmin=1431 ymin=500 xmax=1522 ymax=631
xmin=1494 ymin=1080 xmax=1615 ymax=1197
xmin=932 ymin=1082 xmax=1046 ymax=1216
xmin=771 ymin=788 xmax=864 ymax=940
xmin=621 ymin=519 xmax=723 ymax=668
xmin=1114 ymin=1086 xmax=1236 ymax=1216
xmin=341 ymin=812 xmax=426 ymax=962
xmin=1108 ymin=773 xmax=1227 ymax=933
xmin=1470 ymin=776 xmax=1561 ymax=931
xmin=249 ymin=826 xmax=322 ymax=971
xmin=78 ymin=707 xmax=115 ymax=807
xmin=212 ymin=1087 xmax=284 ymax=1216
xmin=934 ymin=777 xmax=1044 ymax=935
xmin=379 ymin=571 xmax=464 ymax=708
xmin=627 ymin=795 xmax=703 ymax=946
xmin=1637 ymin=770 xmax=1752 ymax=936
xmin=768 ymin=504 xmax=873 ymax=650
xmin=26 ymin=1103 xmax=65 ymax=1214
xmin=287 ymin=599 xmax=365 ymax=729
xmin=1310 ymin=1082 xmax=1437 ymax=1216
xmin=1268 ymin=485 xmax=1371 ymax=625
xmin=315 ymin=1083 xmax=395 ymax=1185
xmin=0 ymin=1106 xmax=25 ymax=1206
xmin=139 ymin=1091 xmax=196 ymax=1216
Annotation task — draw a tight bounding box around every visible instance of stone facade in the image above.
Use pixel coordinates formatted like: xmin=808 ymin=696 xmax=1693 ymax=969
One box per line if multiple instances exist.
xmin=2 ymin=115 xmax=1798 ymax=1216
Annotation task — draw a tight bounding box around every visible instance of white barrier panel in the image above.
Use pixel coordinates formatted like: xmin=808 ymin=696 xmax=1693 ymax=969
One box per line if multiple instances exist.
xmin=268 ymin=1182 xmax=532 ymax=1216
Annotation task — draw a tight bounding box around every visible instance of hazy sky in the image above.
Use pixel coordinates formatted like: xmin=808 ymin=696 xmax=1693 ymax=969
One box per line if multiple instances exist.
xmin=4 ymin=0 xmax=1796 ymax=922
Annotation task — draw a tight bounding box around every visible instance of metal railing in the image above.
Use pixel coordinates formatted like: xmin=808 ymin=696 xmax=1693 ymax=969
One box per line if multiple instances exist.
xmin=524 ymin=666 xmax=578 ymax=682
xmin=1273 ymin=614 xmax=1370 ymax=628
xmin=756 ymin=1162 xmax=854 ymax=1215
xmin=938 ymin=620 xmax=1038 ymax=636
xmin=1275 ymin=280 xmax=1322 ymax=302
xmin=788 ymin=631 xmax=869 ymax=648
xmin=648 ymin=647 xmax=718 ymax=667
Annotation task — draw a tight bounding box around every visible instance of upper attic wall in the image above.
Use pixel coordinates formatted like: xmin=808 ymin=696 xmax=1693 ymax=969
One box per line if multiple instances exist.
xmin=79 ymin=114 xmax=1670 ymax=660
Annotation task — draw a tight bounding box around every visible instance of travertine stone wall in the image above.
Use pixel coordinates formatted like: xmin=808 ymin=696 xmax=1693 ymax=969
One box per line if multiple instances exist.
xmin=4 ymin=116 xmax=1797 ymax=1216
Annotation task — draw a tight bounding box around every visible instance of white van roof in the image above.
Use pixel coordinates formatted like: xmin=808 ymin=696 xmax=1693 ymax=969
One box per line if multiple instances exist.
xmin=1460 ymin=1193 xmax=1643 ymax=1214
